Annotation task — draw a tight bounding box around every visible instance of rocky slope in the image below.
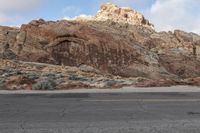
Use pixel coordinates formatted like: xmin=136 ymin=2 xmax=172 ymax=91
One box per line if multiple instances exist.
xmin=0 ymin=3 xmax=200 ymax=90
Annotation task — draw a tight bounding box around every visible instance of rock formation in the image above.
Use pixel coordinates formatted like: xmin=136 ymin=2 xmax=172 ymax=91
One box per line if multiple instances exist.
xmin=0 ymin=3 xmax=200 ymax=89
xmin=75 ymin=3 xmax=154 ymax=30
xmin=95 ymin=3 xmax=154 ymax=30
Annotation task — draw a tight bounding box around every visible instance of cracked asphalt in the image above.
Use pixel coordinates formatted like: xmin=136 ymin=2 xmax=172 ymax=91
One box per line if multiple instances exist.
xmin=1 ymin=92 xmax=200 ymax=133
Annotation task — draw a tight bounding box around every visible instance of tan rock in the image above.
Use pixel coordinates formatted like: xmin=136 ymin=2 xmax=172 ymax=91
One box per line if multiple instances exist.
xmin=0 ymin=3 xmax=200 ymax=83
xmin=95 ymin=3 xmax=154 ymax=30
xmin=75 ymin=3 xmax=154 ymax=30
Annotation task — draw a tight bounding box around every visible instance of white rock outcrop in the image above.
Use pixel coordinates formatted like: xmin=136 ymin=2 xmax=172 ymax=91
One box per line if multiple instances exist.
xmin=75 ymin=3 xmax=154 ymax=30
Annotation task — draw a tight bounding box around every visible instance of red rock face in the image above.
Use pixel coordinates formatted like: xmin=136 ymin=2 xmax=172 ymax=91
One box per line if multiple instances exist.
xmin=0 ymin=19 xmax=200 ymax=79
xmin=9 ymin=20 xmax=154 ymax=78
xmin=0 ymin=3 xmax=200 ymax=80
xmin=159 ymin=54 xmax=200 ymax=78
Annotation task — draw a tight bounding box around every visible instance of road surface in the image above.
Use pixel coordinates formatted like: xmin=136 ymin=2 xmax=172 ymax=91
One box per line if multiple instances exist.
xmin=1 ymin=89 xmax=200 ymax=132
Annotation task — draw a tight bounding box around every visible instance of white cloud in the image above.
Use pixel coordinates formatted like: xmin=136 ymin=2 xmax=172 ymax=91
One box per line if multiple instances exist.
xmin=98 ymin=0 xmax=200 ymax=34
xmin=63 ymin=14 xmax=93 ymax=20
xmin=145 ymin=0 xmax=200 ymax=34
xmin=63 ymin=16 xmax=74 ymax=20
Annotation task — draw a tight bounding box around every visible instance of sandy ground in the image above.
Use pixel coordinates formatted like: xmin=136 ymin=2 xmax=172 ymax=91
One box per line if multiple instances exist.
xmin=0 ymin=86 xmax=200 ymax=94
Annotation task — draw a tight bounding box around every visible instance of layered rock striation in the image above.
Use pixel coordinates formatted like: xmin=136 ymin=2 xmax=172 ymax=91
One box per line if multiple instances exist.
xmin=0 ymin=3 xmax=200 ymax=89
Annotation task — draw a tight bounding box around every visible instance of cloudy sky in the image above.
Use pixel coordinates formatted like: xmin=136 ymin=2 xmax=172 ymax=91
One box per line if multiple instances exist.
xmin=0 ymin=0 xmax=200 ymax=34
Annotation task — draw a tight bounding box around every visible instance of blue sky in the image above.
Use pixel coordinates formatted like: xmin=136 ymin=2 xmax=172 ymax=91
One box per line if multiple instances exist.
xmin=0 ymin=0 xmax=200 ymax=34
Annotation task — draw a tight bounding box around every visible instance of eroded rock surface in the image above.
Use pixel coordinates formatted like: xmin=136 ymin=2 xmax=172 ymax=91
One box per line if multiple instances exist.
xmin=95 ymin=3 xmax=154 ymax=30
xmin=0 ymin=3 xmax=200 ymax=89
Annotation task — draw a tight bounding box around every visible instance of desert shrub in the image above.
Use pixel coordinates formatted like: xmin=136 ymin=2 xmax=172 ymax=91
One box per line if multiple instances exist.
xmin=68 ymin=74 xmax=88 ymax=81
xmin=32 ymin=79 xmax=56 ymax=90
xmin=42 ymin=73 xmax=64 ymax=81
xmin=55 ymin=74 xmax=64 ymax=79
xmin=0 ymin=78 xmax=5 ymax=84
xmin=2 ymin=69 xmax=22 ymax=77
xmin=15 ymin=70 xmax=22 ymax=75
xmin=68 ymin=75 xmax=79 ymax=80
xmin=25 ymin=72 xmax=39 ymax=80
xmin=0 ymin=78 xmax=6 ymax=90
xmin=104 ymin=80 xmax=118 ymax=87
xmin=43 ymin=73 xmax=56 ymax=79
xmin=1 ymin=70 xmax=12 ymax=77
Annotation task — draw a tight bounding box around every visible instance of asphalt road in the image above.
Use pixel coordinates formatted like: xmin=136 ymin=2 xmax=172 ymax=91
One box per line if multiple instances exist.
xmin=1 ymin=92 xmax=200 ymax=133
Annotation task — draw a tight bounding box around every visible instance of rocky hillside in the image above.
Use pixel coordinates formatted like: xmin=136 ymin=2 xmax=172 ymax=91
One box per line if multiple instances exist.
xmin=0 ymin=3 xmax=200 ymax=90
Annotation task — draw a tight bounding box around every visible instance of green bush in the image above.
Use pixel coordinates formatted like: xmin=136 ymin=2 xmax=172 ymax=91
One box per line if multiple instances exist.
xmin=0 ymin=78 xmax=5 ymax=90
xmin=25 ymin=72 xmax=39 ymax=80
xmin=0 ymin=78 xmax=5 ymax=84
xmin=32 ymin=79 xmax=56 ymax=90
xmin=105 ymin=80 xmax=118 ymax=87
xmin=42 ymin=73 xmax=56 ymax=79
xmin=15 ymin=70 xmax=22 ymax=75
xmin=68 ymin=74 xmax=88 ymax=81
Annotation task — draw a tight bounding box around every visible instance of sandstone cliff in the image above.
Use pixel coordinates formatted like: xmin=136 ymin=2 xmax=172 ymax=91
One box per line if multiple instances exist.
xmin=76 ymin=3 xmax=154 ymax=30
xmin=0 ymin=3 xmax=200 ymax=89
